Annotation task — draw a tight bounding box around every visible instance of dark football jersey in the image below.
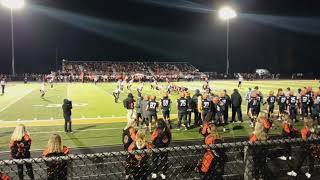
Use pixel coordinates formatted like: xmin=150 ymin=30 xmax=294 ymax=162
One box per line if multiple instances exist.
xmin=267 ymin=96 xmax=276 ymax=105
xmin=161 ymin=98 xmax=171 ymax=111
xmin=301 ymin=95 xmax=309 ymax=105
xmin=278 ymin=96 xmax=287 ymax=106
xmin=148 ymin=101 xmax=158 ymax=113
xmin=288 ymin=96 xmax=297 ymax=107
xmin=177 ymin=98 xmax=188 ymax=112
xmin=256 ymin=95 xmax=263 ymax=103
xmin=201 ymin=99 xmax=211 ymax=112
xmin=249 ymin=99 xmax=259 ymax=109
xmin=126 ymin=99 xmax=135 ymax=109
xmin=306 ymin=92 xmax=313 ymax=103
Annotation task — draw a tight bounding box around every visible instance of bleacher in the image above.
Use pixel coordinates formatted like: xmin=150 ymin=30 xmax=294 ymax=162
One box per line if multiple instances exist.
xmin=62 ymin=60 xmax=199 ymax=77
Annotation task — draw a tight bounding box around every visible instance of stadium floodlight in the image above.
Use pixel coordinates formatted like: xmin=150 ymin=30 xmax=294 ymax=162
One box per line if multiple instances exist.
xmin=218 ymin=6 xmax=237 ymax=20
xmin=1 ymin=0 xmax=25 ymax=9
xmin=218 ymin=6 xmax=237 ymax=74
xmin=1 ymin=0 xmax=25 ymax=76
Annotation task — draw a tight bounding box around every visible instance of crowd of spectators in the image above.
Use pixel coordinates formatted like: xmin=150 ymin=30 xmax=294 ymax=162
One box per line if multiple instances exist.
xmin=1 ymin=61 xmax=319 ymax=83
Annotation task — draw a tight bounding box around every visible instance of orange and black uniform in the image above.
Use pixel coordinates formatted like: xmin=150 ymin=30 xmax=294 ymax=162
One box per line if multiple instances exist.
xmin=260 ymin=117 xmax=271 ymax=133
xmin=151 ymin=126 xmax=172 ymax=175
xmin=281 ymin=122 xmax=298 ymax=159
xmin=127 ymin=142 xmax=152 ymax=180
xmin=249 ymin=133 xmax=272 ymax=179
xmin=199 ymin=135 xmax=226 ymax=180
xmin=9 ymin=134 xmax=34 ymax=180
xmin=200 ymin=121 xmax=210 ymax=138
xmin=43 ymin=146 xmax=70 ymax=180
xmin=293 ymin=127 xmax=315 ymax=175
xmin=122 ymin=127 xmax=137 ymax=177
xmin=282 ymin=121 xmax=298 ymax=139
xmin=0 ymin=172 xmax=9 ymax=180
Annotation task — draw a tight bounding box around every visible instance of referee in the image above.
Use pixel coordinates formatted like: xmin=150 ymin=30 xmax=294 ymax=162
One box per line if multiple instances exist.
xmin=62 ymin=99 xmax=73 ymax=133
xmin=1 ymin=78 xmax=6 ymax=95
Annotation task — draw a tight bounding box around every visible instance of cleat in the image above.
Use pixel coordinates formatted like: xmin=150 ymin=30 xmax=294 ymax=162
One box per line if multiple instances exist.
xmin=160 ymin=174 xmax=166 ymax=179
xmin=278 ymin=156 xmax=287 ymax=161
xmin=305 ymin=172 xmax=311 ymax=179
xmin=287 ymin=171 xmax=297 ymax=177
xmin=151 ymin=173 xmax=157 ymax=179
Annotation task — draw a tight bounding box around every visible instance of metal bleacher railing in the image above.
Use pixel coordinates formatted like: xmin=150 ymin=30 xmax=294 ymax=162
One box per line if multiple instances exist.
xmin=1 ymin=137 xmax=319 ymax=180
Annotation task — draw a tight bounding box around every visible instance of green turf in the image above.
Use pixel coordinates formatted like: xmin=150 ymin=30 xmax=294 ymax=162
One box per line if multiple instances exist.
xmin=0 ymin=80 xmax=318 ymax=152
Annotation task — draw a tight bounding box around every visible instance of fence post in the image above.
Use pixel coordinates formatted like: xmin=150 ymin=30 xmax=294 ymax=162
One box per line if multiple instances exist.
xmin=243 ymin=145 xmax=253 ymax=180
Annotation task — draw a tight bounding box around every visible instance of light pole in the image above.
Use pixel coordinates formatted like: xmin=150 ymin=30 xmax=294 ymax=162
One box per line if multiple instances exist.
xmin=218 ymin=6 xmax=237 ymax=74
xmin=1 ymin=0 xmax=25 ymax=76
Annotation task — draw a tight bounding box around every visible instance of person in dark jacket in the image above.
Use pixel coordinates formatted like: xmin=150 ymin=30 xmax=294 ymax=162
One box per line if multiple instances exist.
xmin=192 ymin=89 xmax=202 ymax=126
xmin=62 ymin=99 xmax=73 ymax=133
xmin=9 ymin=124 xmax=34 ymax=180
xmin=231 ymin=89 xmax=243 ymax=123
xmin=151 ymin=119 xmax=172 ymax=179
xmin=124 ymin=93 xmax=136 ymax=129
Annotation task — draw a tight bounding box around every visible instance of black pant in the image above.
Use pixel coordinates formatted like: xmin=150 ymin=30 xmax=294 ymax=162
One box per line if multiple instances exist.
xmin=301 ymin=105 xmax=308 ymax=120
xmin=17 ymin=163 xmax=34 ymax=180
xmin=1 ymin=85 xmax=4 ymax=94
xmin=231 ymin=106 xmax=242 ymax=122
xmin=149 ymin=114 xmax=157 ymax=124
xmin=187 ymin=111 xmax=192 ymax=126
xmin=193 ymin=109 xmax=201 ymax=126
xmin=223 ymin=107 xmax=229 ymax=123
xmin=307 ymin=102 xmax=314 ymax=116
xmin=64 ymin=116 xmax=72 ymax=132
xmin=177 ymin=111 xmax=187 ymax=128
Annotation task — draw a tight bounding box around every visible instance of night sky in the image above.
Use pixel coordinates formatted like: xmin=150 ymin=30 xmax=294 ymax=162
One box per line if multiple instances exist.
xmin=0 ymin=0 xmax=320 ymax=74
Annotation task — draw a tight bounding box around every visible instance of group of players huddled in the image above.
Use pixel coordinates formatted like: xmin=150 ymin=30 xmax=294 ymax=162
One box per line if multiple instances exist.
xmin=246 ymin=86 xmax=320 ymax=128
xmin=120 ymin=77 xmax=320 ymax=133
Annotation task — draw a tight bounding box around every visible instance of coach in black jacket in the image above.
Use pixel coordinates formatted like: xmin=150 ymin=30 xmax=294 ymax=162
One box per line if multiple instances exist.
xmin=231 ymin=89 xmax=243 ymax=123
xmin=62 ymin=99 xmax=73 ymax=133
xmin=192 ymin=89 xmax=202 ymax=126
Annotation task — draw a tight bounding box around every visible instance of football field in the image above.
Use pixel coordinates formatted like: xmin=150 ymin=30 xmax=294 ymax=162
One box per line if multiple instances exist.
xmin=0 ymin=80 xmax=318 ymax=152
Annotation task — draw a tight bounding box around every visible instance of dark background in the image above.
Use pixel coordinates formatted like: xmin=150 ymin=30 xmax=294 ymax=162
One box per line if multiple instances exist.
xmin=0 ymin=0 xmax=319 ymax=74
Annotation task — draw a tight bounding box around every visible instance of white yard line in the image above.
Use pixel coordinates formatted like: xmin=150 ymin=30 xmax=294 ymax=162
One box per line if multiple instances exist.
xmin=0 ymin=116 xmax=126 ymax=123
xmin=30 ymin=127 xmax=121 ymax=134
xmin=0 ymin=89 xmax=34 ymax=113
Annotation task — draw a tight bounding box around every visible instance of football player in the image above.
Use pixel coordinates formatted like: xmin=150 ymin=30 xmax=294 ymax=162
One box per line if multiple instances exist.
xmin=264 ymin=90 xmax=276 ymax=120
xmin=160 ymin=93 xmax=172 ymax=128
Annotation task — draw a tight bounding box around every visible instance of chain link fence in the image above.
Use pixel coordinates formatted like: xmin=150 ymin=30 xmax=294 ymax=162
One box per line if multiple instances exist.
xmin=1 ymin=138 xmax=319 ymax=180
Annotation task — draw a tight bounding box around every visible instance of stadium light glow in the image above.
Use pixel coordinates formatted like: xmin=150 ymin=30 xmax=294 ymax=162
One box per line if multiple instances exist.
xmin=1 ymin=0 xmax=25 ymax=76
xmin=218 ymin=6 xmax=237 ymax=74
xmin=218 ymin=6 xmax=237 ymax=20
xmin=1 ymin=0 xmax=25 ymax=9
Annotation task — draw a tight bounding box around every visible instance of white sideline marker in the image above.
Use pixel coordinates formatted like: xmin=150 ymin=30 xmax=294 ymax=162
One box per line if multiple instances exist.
xmin=50 ymin=117 xmax=54 ymax=120
xmin=34 ymin=118 xmax=37 ymax=120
